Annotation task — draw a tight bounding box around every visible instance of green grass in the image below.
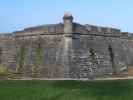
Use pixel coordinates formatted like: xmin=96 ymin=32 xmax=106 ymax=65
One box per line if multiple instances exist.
xmin=0 ymin=80 xmax=132 ymax=100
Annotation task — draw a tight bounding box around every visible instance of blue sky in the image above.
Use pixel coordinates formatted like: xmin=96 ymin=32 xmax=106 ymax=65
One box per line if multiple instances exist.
xmin=0 ymin=0 xmax=133 ymax=33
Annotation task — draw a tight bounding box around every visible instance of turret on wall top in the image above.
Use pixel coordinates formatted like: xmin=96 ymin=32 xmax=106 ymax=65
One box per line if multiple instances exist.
xmin=63 ymin=12 xmax=73 ymax=34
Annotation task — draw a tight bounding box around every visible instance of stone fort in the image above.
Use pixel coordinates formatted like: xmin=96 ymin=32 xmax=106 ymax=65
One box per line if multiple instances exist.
xmin=0 ymin=13 xmax=133 ymax=79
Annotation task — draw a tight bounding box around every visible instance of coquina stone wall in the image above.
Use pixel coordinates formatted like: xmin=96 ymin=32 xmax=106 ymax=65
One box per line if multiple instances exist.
xmin=0 ymin=13 xmax=133 ymax=79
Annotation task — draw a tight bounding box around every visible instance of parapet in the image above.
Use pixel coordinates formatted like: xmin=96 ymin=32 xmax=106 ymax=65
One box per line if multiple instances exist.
xmin=0 ymin=33 xmax=14 ymax=39
xmin=13 ymin=22 xmax=133 ymax=40
xmin=14 ymin=23 xmax=64 ymax=35
xmin=85 ymin=24 xmax=121 ymax=33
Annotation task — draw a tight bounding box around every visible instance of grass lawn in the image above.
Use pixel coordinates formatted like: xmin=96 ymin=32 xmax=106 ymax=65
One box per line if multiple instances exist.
xmin=0 ymin=80 xmax=132 ymax=100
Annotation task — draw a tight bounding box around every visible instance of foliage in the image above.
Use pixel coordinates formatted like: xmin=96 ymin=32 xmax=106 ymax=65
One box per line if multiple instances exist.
xmin=0 ymin=65 xmax=21 ymax=79
xmin=32 ymin=45 xmax=43 ymax=77
xmin=16 ymin=46 xmax=26 ymax=74
xmin=0 ymin=64 xmax=8 ymax=73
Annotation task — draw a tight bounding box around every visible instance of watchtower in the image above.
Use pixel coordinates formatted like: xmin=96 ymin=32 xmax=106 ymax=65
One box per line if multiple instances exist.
xmin=63 ymin=12 xmax=73 ymax=34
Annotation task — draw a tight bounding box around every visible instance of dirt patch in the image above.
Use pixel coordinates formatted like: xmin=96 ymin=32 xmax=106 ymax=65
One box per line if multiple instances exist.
xmin=128 ymin=67 xmax=133 ymax=76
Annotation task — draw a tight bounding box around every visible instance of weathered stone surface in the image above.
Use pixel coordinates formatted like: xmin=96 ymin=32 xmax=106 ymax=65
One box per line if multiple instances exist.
xmin=0 ymin=13 xmax=133 ymax=79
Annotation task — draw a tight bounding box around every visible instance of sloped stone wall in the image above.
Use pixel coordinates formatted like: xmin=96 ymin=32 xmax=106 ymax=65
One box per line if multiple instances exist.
xmin=13 ymin=34 xmax=70 ymax=78
xmin=0 ymin=21 xmax=133 ymax=78
xmin=68 ymin=34 xmax=133 ymax=78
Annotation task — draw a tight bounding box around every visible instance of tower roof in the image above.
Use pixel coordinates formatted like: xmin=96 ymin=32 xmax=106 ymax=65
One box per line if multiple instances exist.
xmin=63 ymin=12 xmax=73 ymax=19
